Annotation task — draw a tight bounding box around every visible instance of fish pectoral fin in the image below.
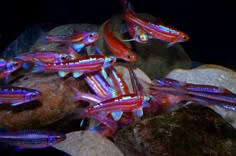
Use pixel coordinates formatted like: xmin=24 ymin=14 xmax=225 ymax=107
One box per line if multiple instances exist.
xmin=72 ymin=43 xmax=85 ymax=52
xmin=132 ymin=108 xmax=143 ymax=118
xmin=11 ymin=102 xmax=25 ymax=107
xmin=121 ymin=38 xmax=136 ymax=42
xmin=166 ymin=42 xmax=176 ymax=48
xmin=58 ymin=71 xmax=70 ymax=77
xmin=72 ymin=72 xmax=83 ymax=78
xmin=111 ymin=111 xmax=123 ymax=121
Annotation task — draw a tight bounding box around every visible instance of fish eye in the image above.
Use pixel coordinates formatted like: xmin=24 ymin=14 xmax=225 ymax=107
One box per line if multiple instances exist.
xmin=13 ymin=61 xmax=19 ymax=66
xmin=61 ymin=55 xmax=67 ymax=60
xmin=32 ymin=93 xmax=37 ymax=97
xmin=89 ymin=33 xmax=94 ymax=38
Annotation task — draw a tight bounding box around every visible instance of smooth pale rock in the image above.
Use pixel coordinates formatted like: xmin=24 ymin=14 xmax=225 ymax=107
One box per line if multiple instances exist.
xmin=53 ymin=131 xmax=124 ymax=156
xmin=166 ymin=64 xmax=236 ymax=128
xmin=114 ymin=104 xmax=236 ymax=156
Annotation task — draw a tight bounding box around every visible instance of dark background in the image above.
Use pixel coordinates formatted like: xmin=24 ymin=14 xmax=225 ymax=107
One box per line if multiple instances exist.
xmin=0 ymin=0 xmax=235 ymax=68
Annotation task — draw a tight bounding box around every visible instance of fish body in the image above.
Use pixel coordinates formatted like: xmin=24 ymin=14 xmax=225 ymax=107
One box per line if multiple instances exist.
xmin=45 ymin=31 xmax=99 ymax=52
xmin=124 ymin=11 xmax=189 ymax=46
xmin=32 ymin=55 xmax=116 ymax=78
xmin=0 ymin=58 xmax=23 ymax=80
xmin=0 ymin=86 xmax=42 ymax=106
xmin=126 ymin=21 xmax=149 ymax=43
xmin=45 ymin=31 xmax=99 ymax=44
xmin=103 ymin=19 xmax=137 ymax=62
xmin=80 ymin=94 xmax=148 ymax=120
xmin=150 ymin=78 xmax=236 ymax=112
xmin=17 ymin=51 xmax=72 ymax=63
xmin=0 ymin=130 xmax=65 ymax=148
xmin=119 ymin=0 xmax=149 ymax=43
xmin=84 ymin=72 xmax=118 ymax=98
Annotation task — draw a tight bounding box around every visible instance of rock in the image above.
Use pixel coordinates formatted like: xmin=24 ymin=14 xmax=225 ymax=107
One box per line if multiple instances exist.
xmin=114 ymin=104 xmax=236 ymax=156
xmin=0 ymin=23 xmax=57 ymax=57
xmin=166 ymin=64 xmax=236 ymax=128
xmin=53 ymin=131 xmax=124 ymax=156
xmin=97 ymin=14 xmax=191 ymax=79
xmin=0 ymin=73 xmax=89 ymax=129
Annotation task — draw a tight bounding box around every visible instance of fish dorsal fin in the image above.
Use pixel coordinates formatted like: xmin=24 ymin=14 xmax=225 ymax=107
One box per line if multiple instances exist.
xmin=154 ymin=18 xmax=165 ymax=25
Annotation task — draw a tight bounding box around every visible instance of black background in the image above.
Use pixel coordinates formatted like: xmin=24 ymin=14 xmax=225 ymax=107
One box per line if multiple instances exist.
xmin=0 ymin=0 xmax=235 ymax=68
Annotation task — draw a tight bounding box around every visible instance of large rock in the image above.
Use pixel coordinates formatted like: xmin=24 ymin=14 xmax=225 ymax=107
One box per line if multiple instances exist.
xmin=114 ymin=104 xmax=236 ymax=156
xmin=53 ymin=131 xmax=124 ymax=156
xmin=0 ymin=73 xmax=89 ymax=129
xmin=166 ymin=64 xmax=236 ymax=128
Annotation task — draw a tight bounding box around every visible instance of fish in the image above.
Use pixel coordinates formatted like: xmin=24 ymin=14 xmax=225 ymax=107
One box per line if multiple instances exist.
xmin=0 ymin=58 xmax=23 ymax=82
xmin=32 ymin=54 xmax=116 ymax=78
xmin=119 ymin=0 xmax=149 ymax=44
xmin=103 ymin=19 xmax=137 ymax=62
xmin=17 ymin=51 xmax=73 ymax=64
xmin=124 ymin=10 xmax=189 ymax=47
xmin=84 ymin=72 xmax=118 ymax=98
xmin=0 ymin=130 xmax=65 ymax=149
xmin=44 ymin=31 xmax=100 ymax=52
xmin=78 ymin=93 xmax=150 ymax=121
xmin=149 ymin=78 xmax=236 ymax=112
xmin=0 ymin=86 xmax=42 ymax=106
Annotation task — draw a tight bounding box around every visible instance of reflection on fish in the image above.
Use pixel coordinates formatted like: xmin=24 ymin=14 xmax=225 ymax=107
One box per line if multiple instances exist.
xmin=0 ymin=58 xmax=23 ymax=82
xmin=0 ymin=130 xmax=65 ymax=149
xmin=0 ymin=86 xmax=42 ymax=106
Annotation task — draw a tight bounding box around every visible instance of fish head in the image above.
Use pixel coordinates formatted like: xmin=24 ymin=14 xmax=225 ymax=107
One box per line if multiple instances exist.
xmin=83 ymin=32 xmax=100 ymax=45
xmin=135 ymin=33 xmax=149 ymax=44
xmin=122 ymin=51 xmax=137 ymax=62
xmin=58 ymin=53 xmax=71 ymax=62
xmin=48 ymin=134 xmax=66 ymax=145
xmin=25 ymin=89 xmax=42 ymax=102
xmin=103 ymin=56 xmax=117 ymax=68
xmin=6 ymin=58 xmax=23 ymax=72
xmin=177 ymin=32 xmax=189 ymax=42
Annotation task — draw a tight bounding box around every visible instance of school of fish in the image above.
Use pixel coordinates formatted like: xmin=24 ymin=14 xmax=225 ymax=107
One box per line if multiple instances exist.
xmin=0 ymin=0 xmax=235 ymax=151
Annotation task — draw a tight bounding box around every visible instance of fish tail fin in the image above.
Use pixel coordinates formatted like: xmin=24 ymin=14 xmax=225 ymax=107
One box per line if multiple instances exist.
xmin=119 ymin=0 xmax=135 ymax=14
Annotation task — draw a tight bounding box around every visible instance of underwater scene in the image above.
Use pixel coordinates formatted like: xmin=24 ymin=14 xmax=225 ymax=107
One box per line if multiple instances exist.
xmin=0 ymin=0 xmax=235 ymax=155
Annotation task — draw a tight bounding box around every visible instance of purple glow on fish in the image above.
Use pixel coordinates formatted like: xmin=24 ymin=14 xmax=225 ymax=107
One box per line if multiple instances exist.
xmin=148 ymin=22 xmax=179 ymax=35
xmin=84 ymin=73 xmax=117 ymax=98
xmin=85 ymin=94 xmax=145 ymax=114
xmin=0 ymin=86 xmax=42 ymax=106
xmin=0 ymin=130 xmax=65 ymax=149
xmin=185 ymin=84 xmax=231 ymax=94
xmin=75 ymin=91 xmax=106 ymax=105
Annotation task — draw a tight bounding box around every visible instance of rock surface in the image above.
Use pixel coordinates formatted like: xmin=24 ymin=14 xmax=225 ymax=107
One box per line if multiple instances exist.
xmin=0 ymin=23 xmax=57 ymax=57
xmin=166 ymin=64 xmax=236 ymax=128
xmin=0 ymin=73 xmax=89 ymax=129
xmin=114 ymin=104 xmax=236 ymax=156
xmin=53 ymin=131 xmax=124 ymax=156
